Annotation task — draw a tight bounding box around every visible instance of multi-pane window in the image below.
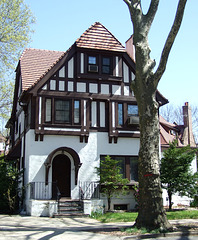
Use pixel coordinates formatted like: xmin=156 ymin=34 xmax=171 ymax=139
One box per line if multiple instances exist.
xmin=102 ymin=57 xmax=110 ymax=74
xmin=45 ymin=98 xmax=80 ymax=125
xmin=74 ymin=100 xmax=80 ymax=124
xmin=45 ymin=99 xmax=52 ymax=122
xmin=100 ymin=155 xmax=138 ymax=182
xmin=130 ymin=157 xmax=138 ymax=181
xmin=55 ymin=100 xmax=70 ymax=123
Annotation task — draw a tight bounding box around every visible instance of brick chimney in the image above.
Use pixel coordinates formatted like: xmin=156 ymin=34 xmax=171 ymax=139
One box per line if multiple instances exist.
xmin=125 ymin=35 xmax=135 ymax=62
xmin=182 ymin=102 xmax=196 ymax=147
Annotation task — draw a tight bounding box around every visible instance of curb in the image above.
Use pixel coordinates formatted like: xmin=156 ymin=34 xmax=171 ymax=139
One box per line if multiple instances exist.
xmin=121 ymin=230 xmax=198 ymax=239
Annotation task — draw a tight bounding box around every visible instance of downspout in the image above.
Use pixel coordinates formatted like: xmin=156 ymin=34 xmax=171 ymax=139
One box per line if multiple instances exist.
xmin=19 ymin=101 xmax=28 ymax=208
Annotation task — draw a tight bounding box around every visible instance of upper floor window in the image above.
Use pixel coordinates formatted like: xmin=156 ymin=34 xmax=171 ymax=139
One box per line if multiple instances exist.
xmin=118 ymin=103 xmax=123 ymax=126
xmin=45 ymin=98 xmax=80 ymax=125
xmin=102 ymin=57 xmax=111 ymax=74
xmin=128 ymin=105 xmax=138 ymax=116
xmin=88 ymin=56 xmax=98 ymax=73
xmin=128 ymin=104 xmax=139 ymax=125
xmin=55 ymin=100 xmax=70 ymax=123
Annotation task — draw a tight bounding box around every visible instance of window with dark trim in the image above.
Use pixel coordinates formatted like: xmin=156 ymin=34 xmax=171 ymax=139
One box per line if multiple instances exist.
xmin=118 ymin=103 xmax=123 ymax=126
xmin=102 ymin=57 xmax=111 ymax=74
xmin=100 ymin=155 xmax=138 ymax=182
xmin=88 ymin=56 xmax=98 ymax=73
xmin=45 ymin=98 xmax=81 ymax=125
xmin=74 ymin=100 xmax=80 ymax=124
xmin=55 ymin=99 xmax=70 ymax=123
xmin=128 ymin=104 xmax=138 ymax=116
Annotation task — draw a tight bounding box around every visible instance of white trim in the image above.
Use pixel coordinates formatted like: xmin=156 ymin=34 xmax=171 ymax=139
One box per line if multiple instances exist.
xmin=116 ymin=56 xmax=119 ymax=77
xmin=84 ymin=100 xmax=87 ymax=127
xmin=112 ymin=102 xmax=115 ymax=128
xmin=39 ymin=97 xmax=42 ymax=125
xmin=44 ymin=127 xmax=81 ymax=132
xmin=81 ymin=53 xmax=84 ymax=74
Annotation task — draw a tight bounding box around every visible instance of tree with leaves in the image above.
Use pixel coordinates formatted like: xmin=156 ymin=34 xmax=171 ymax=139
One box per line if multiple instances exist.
xmin=0 ymin=0 xmax=35 ymax=126
xmin=96 ymin=155 xmax=129 ymax=211
xmin=123 ymin=0 xmax=187 ymax=230
xmin=161 ymin=140 xmax=197 ymax=210
xmin=0 ymin=155 xmax=22 ymax=213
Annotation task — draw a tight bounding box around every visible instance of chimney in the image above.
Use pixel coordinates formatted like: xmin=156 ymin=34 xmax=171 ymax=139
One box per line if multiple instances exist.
xmin=182 ymin=102 xmax=196 ymax=147
xmin=125 ymin=35 xmax=135 ymax=62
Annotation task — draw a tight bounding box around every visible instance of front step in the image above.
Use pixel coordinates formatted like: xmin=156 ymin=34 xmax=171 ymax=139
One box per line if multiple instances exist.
xmin=54 ymin=198 xmax=88 ymax=218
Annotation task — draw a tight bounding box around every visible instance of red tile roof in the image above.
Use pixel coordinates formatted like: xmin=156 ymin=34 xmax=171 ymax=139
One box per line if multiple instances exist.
xmin=20 ymin=48 xmax=65 ymax=91
xmin=19 ymin=23 xmax=126 ymax=92
xmin=75 ymin=22 xmax=125 ymax=52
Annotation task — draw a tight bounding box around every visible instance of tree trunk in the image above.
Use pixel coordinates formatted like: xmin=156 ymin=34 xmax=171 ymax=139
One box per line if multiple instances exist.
xmin=135 ymin=92 xmax=172 ymax=230
xmin=107 ymin=196 xmax=111 ymax=211
xmin=168 ymin=190 xmax=172 ymax=210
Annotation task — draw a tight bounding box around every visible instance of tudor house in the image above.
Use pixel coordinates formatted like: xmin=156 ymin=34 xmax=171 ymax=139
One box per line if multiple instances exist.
xmin=6 ymin=22 xmax=186 ymax=216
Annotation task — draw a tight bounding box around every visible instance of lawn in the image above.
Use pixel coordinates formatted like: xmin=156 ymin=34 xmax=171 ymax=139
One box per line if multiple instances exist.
xmin=92 ymin=210 xmax=198 ymax=223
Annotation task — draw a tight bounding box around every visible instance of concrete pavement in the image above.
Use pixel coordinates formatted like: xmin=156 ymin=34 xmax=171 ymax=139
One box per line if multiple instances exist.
xmin=0 ymin=215 xmax=198 ymax=240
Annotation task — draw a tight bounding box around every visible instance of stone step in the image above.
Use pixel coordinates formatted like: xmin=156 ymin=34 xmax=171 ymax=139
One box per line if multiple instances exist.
xmin=53 ymin=212 xmax=89 ymax=218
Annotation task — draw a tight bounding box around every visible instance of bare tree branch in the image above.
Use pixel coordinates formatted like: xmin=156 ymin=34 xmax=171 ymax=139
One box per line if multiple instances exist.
xmin=153 ymin=0 xmax=187 ymax=87
xmin=144 ymin=0 xmax=159 ymax=31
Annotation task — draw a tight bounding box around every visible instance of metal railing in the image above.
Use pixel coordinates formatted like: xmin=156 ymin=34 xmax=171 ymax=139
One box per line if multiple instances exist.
xmin=79 ymin=181 xmax=100 ymax=200
xmin=30 ymin=182 xmax=60 ymax=200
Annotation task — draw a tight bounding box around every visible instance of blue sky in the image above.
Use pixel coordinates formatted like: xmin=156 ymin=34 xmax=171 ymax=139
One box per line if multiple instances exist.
xmin=25 ymin=0 xmax=198 ymax=106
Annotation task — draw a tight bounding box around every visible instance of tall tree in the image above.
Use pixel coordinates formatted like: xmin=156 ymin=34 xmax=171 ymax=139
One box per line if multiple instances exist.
xmin=123 ymin=0 xmax=187 ymax=230
xmin=0 ymin=0 xmax=35 ymax=126
xmin=161 ymin=140 xmax=197 ymax=210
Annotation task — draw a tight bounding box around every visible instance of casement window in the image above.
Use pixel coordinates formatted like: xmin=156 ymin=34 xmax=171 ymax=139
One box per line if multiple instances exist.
xmin=45 ymin=99 xmax=52 ymax=122
xmin=100 ymin=155 xmax=138 ymax=182
xmin=127 ymin=104 xmax=139 ymax=125
xmin=88 ymin=56 xmax=98 ymax=73
xmin=74 ymin=100 xmax=80 ymax=124
xmin=102 ymin=57 xmax=111 ymax=74
xmin=118 ymin=103 xmax=123 ymax=126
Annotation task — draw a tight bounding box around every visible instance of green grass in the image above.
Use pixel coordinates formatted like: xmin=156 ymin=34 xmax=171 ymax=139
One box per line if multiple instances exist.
xmin=92 ymin=210 xmax=198 ymax=223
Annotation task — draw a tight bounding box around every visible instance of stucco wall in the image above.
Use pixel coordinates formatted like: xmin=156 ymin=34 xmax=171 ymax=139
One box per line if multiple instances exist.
xmin=24 ymin=130 xmax=140 ymax=201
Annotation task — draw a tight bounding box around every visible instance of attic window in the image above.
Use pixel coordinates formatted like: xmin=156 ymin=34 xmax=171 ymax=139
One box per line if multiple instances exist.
xmin=102 ymin=57 xmax=111 ymax=74
xmin=88 ymin=56 xmax=98 ymax=73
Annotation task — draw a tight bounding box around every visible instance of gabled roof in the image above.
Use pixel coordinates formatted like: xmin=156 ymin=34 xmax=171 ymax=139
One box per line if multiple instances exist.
xmin=75 ymin=22 xmax=125 ymax=52
xmin=19 ymin=48 xmax=65 ymax=91
xmin=18 ymin=22 xmax=126 ymax=93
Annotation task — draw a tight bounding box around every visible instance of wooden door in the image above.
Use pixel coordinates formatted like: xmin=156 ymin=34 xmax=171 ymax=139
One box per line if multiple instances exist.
xmin=52 ymin=154 xmax=71 ymax=197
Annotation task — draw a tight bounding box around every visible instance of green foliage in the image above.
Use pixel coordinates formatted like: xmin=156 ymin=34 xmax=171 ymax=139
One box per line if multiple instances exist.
xmin=0 ymin=0 xmax=35 ymax=69
xmin=0 ymin=0 xmax=35 ymax=124
xmin=96 ymin=155 xmax=129 ymax=210
xmin=0 ymin=155 xmax=22 ymax=213
xmin=160 ymin=140 xmax=197 ymax=209
xmin=92 ymin=210 xmax=198 ymax=223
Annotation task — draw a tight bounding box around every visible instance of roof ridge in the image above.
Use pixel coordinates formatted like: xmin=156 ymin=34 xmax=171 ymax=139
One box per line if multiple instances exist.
xmin=75 ymin=22 xmax=125 ymax=51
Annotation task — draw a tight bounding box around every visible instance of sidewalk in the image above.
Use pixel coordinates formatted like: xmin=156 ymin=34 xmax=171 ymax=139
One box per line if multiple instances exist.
xmin=0 ymin=215 xmax=198 ymax=240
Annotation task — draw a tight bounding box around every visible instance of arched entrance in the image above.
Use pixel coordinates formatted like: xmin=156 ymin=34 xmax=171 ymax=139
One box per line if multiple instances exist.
xmin=52 ymin=154 xmax=71 ymax=197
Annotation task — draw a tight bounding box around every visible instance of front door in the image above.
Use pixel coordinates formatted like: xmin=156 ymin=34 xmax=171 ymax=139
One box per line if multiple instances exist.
xmin=52 ymin=154 xmax=71 ymax=197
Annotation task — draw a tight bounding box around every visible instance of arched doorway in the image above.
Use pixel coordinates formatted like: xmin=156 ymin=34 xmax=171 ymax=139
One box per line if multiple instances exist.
xmin=52 ymin=154 xmax=71 ymax=198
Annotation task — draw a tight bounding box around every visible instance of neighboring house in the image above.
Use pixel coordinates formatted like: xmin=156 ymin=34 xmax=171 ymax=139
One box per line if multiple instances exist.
xmin=7 ymin=22 xmax=186 ymax=217
xmin=0 ymin=134 xmax=6 ymax=155
xmin=160 ymin=102 xmax=197 ymax=207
